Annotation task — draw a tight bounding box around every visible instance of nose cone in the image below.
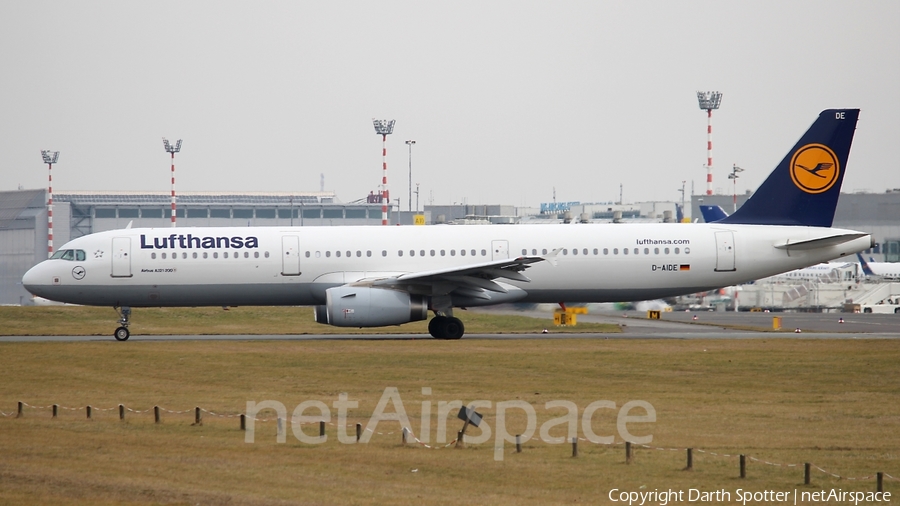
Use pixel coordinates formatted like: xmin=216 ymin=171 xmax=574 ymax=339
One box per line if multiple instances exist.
xmin=22 ymin=261 xmax=51 ymax=297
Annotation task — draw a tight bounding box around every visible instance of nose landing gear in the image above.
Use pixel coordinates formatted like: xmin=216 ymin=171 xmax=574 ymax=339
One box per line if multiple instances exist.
xmin=114 ymin=306 xmax=131 ymax=341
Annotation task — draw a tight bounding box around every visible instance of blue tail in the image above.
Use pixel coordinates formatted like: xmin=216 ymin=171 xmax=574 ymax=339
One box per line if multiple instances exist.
xmin=856 ymin=253 xmax=875 ymax=276
xmin=720 ymin=109 xmax=859 ymax=227
xmin=699 ymin=205 xmax=728 ymax=223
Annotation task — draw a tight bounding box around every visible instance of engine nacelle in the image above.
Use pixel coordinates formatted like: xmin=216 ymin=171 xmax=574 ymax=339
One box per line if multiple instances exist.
xmin=314 ymin=286 xmax=428 ymax=327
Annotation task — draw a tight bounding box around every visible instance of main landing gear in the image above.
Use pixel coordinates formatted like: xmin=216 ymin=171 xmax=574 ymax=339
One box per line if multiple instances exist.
xmin=114 ymin=306 xmax=131 ymax=341
xmin=429 ymin=315 xmax=465 ymax=340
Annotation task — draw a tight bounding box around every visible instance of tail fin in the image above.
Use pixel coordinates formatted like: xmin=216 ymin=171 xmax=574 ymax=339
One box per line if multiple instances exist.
xmin=857 ymin=252 xmax=875 ymax=276
xmin=699 ymin=205 xmax=728 ymax=223
xmin=720 ymin=109 xmax=859 ymax=227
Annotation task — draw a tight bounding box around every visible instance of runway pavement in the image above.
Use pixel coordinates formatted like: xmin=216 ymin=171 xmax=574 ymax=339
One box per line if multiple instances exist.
xmin=3 ymin=309 xmax=900 ymax=342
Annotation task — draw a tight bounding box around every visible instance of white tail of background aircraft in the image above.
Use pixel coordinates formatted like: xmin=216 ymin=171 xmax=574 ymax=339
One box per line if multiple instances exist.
xmin=23 ymin=109 xmax=872 ymax=340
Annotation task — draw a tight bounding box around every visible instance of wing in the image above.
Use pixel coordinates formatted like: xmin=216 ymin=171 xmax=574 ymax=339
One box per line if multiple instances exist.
xmin=350 ymin=253 xmax=554 ymax=300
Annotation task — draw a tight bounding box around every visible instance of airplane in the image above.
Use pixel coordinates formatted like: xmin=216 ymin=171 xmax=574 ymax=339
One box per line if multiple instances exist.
xmin=23 ymin=109 xmax=872 ymax=341
xmin=857 ymin=253 xmax=900 ymax=280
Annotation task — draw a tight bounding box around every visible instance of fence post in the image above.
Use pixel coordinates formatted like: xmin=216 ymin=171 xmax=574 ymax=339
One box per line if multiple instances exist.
xmin=515 ymin=434 xmax=522 ymax=453
xmin=455 ymin=430 xmax=465 ymax=449
xmin=86 ymin=405 xmax=92 ymax=420
xmin=356 ymin=423 xmax=362 ymax=442
xmin=572 ymin=437 xmax=578 ymax=457
xmin=626 ymin=441 xmax=633 ymax=464
xmin=52 ymin=404 xmax=58 ymax=419
xmin=119 ymin=404 xmax=125 ymax=421
xmin=402 ymin=427 xmax=408 ymax=445
xmin=240 ymin=414 xmax=246 ymax=431
xmin=194 ymin=407 xmax=202 ymax=426
xmin=17 ymin=401 xmax=23 ymax=418
xmin=804 ymin=463 xmax=811 ymax=485
xmin=878 ymin=472 xmax=884 ymax=493
xmin=740 ymin=455 xmax=746 ymax=478
xmin=319 ymin=420 xmax=325 ymax=440
xmin=154 ymin=406 xmax=160 ymax=424
xmin=685 ymin=448 xmax=693 ymax=471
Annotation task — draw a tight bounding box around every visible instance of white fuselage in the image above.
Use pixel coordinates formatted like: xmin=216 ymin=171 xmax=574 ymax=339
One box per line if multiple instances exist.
xmin=23 ymin=223 xmax=871 ymax=308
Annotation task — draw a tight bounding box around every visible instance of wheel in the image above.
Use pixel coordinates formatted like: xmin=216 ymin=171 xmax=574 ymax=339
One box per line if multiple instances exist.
xmin=864 ymin=307 xmax=872 ymax=314
xmin=114 ymin=327 xmax=130 ymax=341
xmin=429 ymin=316 xmax=447 ymax=339
xmin=444 ymin=317 xmax=465 ymax=340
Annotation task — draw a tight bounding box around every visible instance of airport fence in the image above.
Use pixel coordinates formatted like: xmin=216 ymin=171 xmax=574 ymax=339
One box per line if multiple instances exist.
xmin=3 ymin=400 xmax=897 ymax=491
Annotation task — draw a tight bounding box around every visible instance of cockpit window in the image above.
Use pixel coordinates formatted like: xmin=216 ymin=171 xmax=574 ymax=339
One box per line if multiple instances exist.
xmin=49 ymin=249 xmax=85 ymax=261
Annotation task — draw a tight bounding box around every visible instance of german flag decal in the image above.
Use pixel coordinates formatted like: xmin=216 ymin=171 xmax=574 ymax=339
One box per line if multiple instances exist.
xmin=679 ymin=265 xmax=690 ymax=271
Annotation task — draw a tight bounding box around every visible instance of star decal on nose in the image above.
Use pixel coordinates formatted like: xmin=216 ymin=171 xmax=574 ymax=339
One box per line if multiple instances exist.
xmin=94 ymin=250 xmax=104 ymax=259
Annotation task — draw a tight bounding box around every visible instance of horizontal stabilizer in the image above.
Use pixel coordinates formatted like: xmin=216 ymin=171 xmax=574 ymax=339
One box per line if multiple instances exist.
xmin=774 ymin=233 xmax=870 ymax=251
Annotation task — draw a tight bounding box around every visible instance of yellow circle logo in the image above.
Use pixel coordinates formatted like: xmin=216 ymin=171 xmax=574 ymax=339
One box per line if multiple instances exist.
xmin=790 ymin=143 xmax=840 ymax=194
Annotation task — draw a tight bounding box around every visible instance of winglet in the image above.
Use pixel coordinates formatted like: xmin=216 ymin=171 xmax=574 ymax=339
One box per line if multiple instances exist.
xmin=541 ymin=248 xmax=562 ymax=267
xmin=720 ymin=109 xmax=859 ymax=227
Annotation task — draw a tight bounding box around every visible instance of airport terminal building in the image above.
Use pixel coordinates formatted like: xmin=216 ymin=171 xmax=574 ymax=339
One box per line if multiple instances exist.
xmin=3 ymin=188 xmax=900 ymax=305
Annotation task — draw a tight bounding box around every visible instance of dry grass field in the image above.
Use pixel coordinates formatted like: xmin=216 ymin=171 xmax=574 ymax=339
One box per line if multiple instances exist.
xmin=1 ymin=309 xmax=899 ymax=505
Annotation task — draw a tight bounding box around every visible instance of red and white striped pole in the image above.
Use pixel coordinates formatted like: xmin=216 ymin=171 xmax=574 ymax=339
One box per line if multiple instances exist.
xmin=706 ymin=108 xmax=713 ymax=196
xmin=162 ymin=138 xmax=182 ymax=228
xmin=372 ymin=119 xmax=395 ymax=225
xmin=47 ymin=162 xmax=54 ymax=255
xmin=696 ymin=92 xmax=722 ymax=197
xmin=170 ymin=151 xmax=176 ymax=227
xmin=381 ymin=134 xmax=388 ymax=225
xmin=41 ymin=150 xmax=59 ymax=257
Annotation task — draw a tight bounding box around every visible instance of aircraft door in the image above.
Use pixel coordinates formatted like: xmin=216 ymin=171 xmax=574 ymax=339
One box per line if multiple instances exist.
xmin=111 ymin=237 xmax=133 ymax=278
xmin=491 ymin=240 xmax=509 ymax=260
xmin=714 ymin=231 xmax=736 ymax=272
xmin=282 ymin=236 xmax=301 ymax=276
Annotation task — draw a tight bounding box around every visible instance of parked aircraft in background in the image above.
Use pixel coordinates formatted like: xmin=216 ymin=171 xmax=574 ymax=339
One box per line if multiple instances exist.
xmin=857 ymin=253 xmax=900 ymax=280
xmin=23 ymin=109 xmax=871 ymax=340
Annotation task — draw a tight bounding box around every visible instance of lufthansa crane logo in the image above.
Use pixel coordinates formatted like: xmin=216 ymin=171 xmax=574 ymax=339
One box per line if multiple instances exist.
xmin=72 ymin=266 xmax=86 ymax=280
xmin=790 ymin=143 xmax=840 ymax=194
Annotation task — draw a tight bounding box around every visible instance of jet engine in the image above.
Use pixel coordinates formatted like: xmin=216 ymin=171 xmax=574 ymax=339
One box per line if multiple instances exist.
xmin=314 ymin=286 xmax=428 ymax=327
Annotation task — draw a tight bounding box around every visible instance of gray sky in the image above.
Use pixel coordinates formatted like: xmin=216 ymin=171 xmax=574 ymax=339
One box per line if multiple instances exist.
xmin=1 ymin=1 xmax=898 ymax=208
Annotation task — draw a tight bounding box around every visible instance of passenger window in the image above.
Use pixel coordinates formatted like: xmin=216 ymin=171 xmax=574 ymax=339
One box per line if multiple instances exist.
xmin=357 ymin=251 xmax=362 ymax=257
xmin=410 ymin=250 xmax=415 ymax=257
xmin=603 ymin=248 xmax=608 ymax=255
xmin=461 ymin=249 xmax=466 ymax=256
xmin=213 ymin=252 xmax=218 ymax=259
xmin=257 ymin=252 xmax=261 ymax=258
xmin=382 ymin=250 xmax=387 ymax=257
xmin=532 ymin=249 xmax=537 ymax=255
xmin=366 ymin=251 xmax=372 ymax=257
xmin=644 ymin=248 xmax=649 ymax=255
xmin=542 ymin=249 xmax=547 ymax=255
xmin=223 ymin=252 xmax=228 ymax=259
xmin=613 ymin=248 xmax=618 ymax=255
xmin=664 ymin=248 xmax=670 ymax=254
xmin=685 ymin=247 xmax=691 ymax=254
xmin=162 ymin=252 xmax=167 ymax=259
xmin=265 ymin=252 xmax=270 ymax=258
xmin=193 ymin=252 xmax=198 ymax=259
xmin=326 ymin=251 xmax=332 ymax=258
xmin=572 ymin=248 xmax=577 ymax=255
xmin=623 ymin=249 xmax=628 ymax=255
xmin=522 ymin=249 xmax=527 ymax=255
xmin=305 ymin=251 xmax=310 ymax=258
xmin=431 ymin=250 xmax=436 ymax=256
xmin=472 ymin=250 xmax=477 ymax=256
xmin=346 ymin=251 xmax=351 ymax=257
xmin=654 ymin=248 xmax=659 ymax=254
xmin=336 ymin=251 xmax=342 ymax=257
xmin=440 ymin=250 xmax=445 ymax=256
xmin=583 ymin=249 xmax=588 ymax=255
xmin=450 ymin=250 xmax=456 ymax=256
xmin=203 ymin=252 xmax=208 ymax=259
xmin=593 ymin=248 xmax=598 ymax=255
xmin=398 ymin=250 xmax=403 ymax=257
xmin=151 ymin=252 xmax=157 ymax=259
xmin=674 ymin=248 xmax=680 ymax=254
xmin=634 ymin=248 xmax=639 ymax=255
